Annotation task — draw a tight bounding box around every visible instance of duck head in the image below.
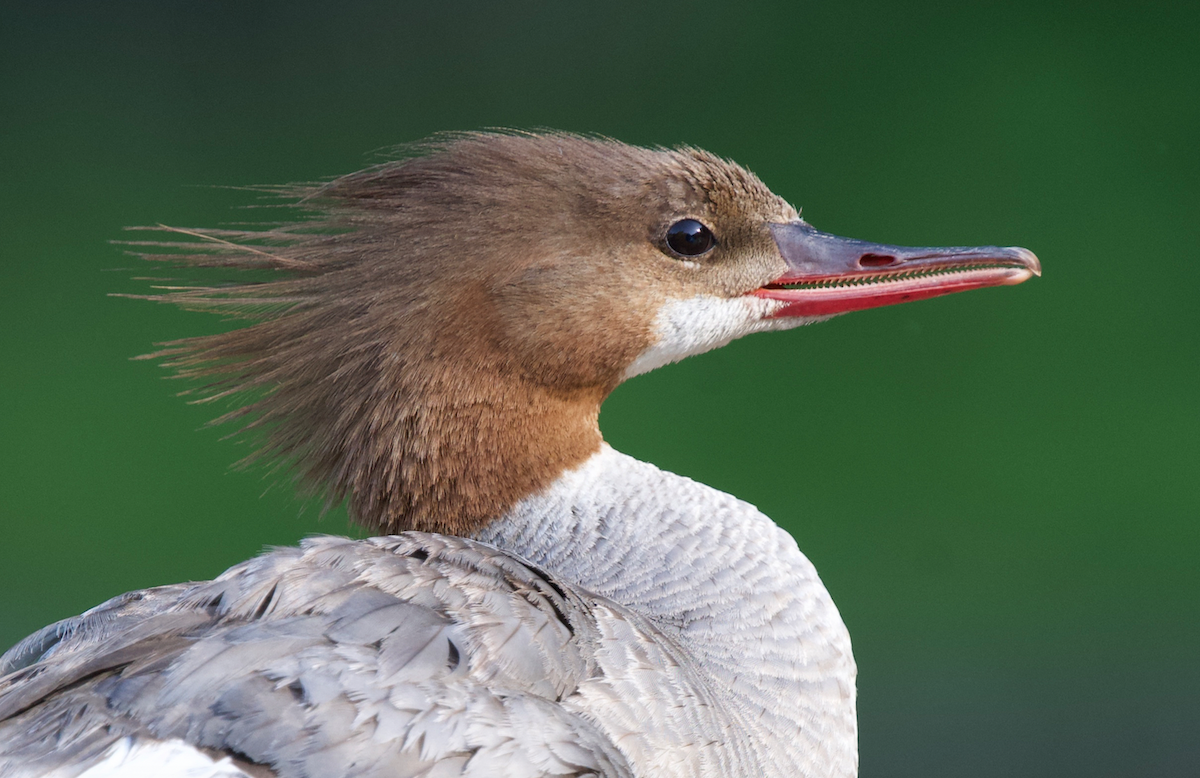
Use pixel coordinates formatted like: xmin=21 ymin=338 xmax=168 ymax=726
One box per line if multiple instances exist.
xmin=140 ymin=132 xmax=1038 ymax=534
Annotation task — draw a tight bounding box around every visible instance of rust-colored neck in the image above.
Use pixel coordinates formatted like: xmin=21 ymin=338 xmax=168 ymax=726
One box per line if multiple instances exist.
xmin=349 ymin=357 xmax=607 ymax=535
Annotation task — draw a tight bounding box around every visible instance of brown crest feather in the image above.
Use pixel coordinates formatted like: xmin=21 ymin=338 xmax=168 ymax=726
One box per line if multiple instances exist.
xmin=127 ymin=131 xmax=791 ymax=534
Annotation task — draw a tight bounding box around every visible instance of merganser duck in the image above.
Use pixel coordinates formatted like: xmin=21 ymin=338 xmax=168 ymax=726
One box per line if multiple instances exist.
xmin=0 ymin=132 xmax=1038 ymax=778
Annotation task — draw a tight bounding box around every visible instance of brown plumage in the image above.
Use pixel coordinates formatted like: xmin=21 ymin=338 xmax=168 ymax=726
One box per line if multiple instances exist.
xmin=134 ymin=132 xmax=797 ymax=535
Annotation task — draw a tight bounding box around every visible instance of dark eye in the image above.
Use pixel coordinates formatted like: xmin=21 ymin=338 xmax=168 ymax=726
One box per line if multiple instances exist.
xmin=665 ymin=219 xmax=715 ymax=257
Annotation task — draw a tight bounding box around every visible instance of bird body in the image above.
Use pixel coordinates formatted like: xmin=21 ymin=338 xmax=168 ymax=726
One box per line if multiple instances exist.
xmin=1 ymin=450 xmax=852 ymax=778
xmin=0 ymin=133 xmax=1037 ymax=778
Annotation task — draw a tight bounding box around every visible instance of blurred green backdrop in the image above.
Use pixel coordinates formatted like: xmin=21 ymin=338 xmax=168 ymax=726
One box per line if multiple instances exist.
xmin=2 ymin=1 xmax=1197 ymax=775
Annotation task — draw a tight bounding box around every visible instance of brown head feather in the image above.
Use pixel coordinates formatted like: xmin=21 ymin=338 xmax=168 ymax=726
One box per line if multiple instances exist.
xmin=133 ymin=131 xmax=796 ymax=534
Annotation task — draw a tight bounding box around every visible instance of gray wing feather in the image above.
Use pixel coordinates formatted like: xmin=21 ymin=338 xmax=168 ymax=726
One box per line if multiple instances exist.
xmin=0 ymin=534 xmax=639 ymax=778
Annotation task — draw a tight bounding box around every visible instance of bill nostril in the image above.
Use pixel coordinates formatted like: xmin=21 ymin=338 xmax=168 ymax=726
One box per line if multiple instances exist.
xmin=859 ymin=253 xmax=898 ymax=268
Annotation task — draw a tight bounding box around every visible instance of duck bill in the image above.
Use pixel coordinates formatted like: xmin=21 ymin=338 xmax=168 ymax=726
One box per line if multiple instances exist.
xmin=754 ymin=221 xmax=1041 ymax=318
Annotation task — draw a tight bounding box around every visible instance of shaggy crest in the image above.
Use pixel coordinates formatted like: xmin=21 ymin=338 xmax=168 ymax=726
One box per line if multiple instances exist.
xmin=126 ymin=131 xmax=788 ymax=534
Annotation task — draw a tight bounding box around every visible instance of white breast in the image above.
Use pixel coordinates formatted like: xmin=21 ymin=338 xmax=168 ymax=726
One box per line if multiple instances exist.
xmin=477 ymin=446 xmax=859 ymax=778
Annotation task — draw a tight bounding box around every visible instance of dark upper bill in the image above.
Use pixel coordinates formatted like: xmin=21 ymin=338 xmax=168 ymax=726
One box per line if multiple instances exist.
xmin=754 ymin=221 xmax=1041 ymax=318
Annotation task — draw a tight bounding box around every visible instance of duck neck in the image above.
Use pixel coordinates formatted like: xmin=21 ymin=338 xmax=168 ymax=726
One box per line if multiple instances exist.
xmin=472 ymin=445 xmax=858 ymax=777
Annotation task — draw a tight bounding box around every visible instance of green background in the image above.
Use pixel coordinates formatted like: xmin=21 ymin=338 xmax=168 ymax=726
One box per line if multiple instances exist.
xmin=2 ymin=2 xmax=1197 ymax=774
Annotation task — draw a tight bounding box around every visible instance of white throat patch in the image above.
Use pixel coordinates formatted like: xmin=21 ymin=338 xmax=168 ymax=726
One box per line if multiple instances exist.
xmin=622 ymin=294 xmax=821 ymax=380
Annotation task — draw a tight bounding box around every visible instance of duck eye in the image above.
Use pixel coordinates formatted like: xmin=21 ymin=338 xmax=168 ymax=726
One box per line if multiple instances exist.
xmin=665 ymin=219 xmax=715 ymax=257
